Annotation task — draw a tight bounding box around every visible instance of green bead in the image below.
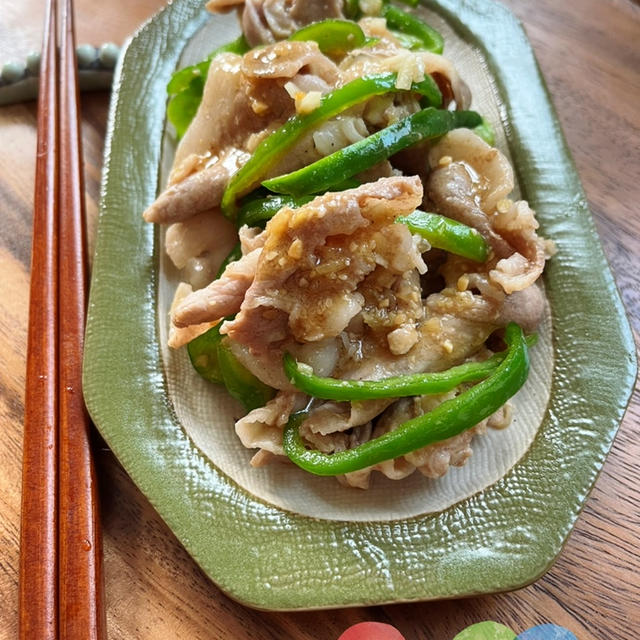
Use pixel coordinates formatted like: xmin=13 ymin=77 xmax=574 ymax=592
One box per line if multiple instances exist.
xmin=1 ymin=61 xmax=26 ymax=84
xmin=98 ymin=43 xmax=120 ymax=69
xmin=26 ymin=51 xmax=41 ymax=75
xmin=76 ymin=44 xmax=97 ymax=69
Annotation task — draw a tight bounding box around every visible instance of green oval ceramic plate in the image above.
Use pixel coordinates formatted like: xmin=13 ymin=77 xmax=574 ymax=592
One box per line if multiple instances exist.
xmin=84 ymin=0 xmax=637 ymax=610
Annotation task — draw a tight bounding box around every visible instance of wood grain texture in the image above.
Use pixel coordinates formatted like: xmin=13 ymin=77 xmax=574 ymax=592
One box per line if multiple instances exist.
xmin=0 ymin=1 xmax=638 ymax=639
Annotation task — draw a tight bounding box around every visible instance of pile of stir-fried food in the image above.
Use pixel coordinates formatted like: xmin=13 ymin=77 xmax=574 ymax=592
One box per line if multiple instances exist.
xmin=143 ymin=0 xmax=554 ymax=489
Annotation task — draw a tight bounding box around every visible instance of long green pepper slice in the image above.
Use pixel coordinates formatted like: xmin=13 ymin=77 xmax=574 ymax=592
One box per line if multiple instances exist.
xmin=217 ymin=339 xmax=275 ymax=411
xmin=382 ymin=5 xmax=444 ymax=54
xmin=237 ymin=194 xmax=315 ymax=229
xmin=398 ymin=210 xmax=489 ymax=262
xmin=283 ymin=323 xmax=530 ymax=476
xmin=236 ymin=178 xmax=360 ymax=229
xmin=284 ymin=334 xmax=537 ymax=401
xmin=283 ymin=339 xmax=530 ymax=401
xmin=187 ymin=316 xmax=275 ymax=412
xmin=263 ymin=108 xmax=481 ymax=197
xmin=221 ymin=72 xmax=442 ymax=218
xmin=187 ymin=321 xmax=226 ymax=385
xmin=289 ymin=20 xmax=367 ymax=56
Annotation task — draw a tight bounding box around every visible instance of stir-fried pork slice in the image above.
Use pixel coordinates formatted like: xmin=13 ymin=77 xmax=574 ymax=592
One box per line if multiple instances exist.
xmin=167 ymin=283 xmax=217 ymax=349
xmin=427 ymin=132 xmax=552 ymax=299
xmin=172 ymin=49 xmax=300 ymax=173
xmin=229 ymin=0 xmax=346 ymax=47
xmin=435 ymin=255 xmax=547 ymax=331
xmin=428 ymin=129 xmax=514 ymax=212
xmin=427 ymin=162 xmax=513 ymax=258
xmin=235 ymin=391 xmax=306 ymax=456
xmin=172 ymin=248 xmax=262 ymax=327
xmin=238 ymin=224 xmax=266 ymax=254
xmin=426 ymin=129 xmax=553 ymax=300
xmin=339 ymin=395 xmax=510 ymax=489
xmin=229 ymin=334 xmax=340 ymax=390
xmin=304 ymin=398 xmax=394 ymax=437
xmin=222 ymin=176 xmax=424 ymax=355
xmin=242 ymin=40 xmax=339 ymax=83
xmin=339 ymin=394 xmax=473 ymax=487
xmin=340 ymin=32 xmax=471 ymax=109
xmin=303 ymin=423 xmax=374 ymax=459
xmin=426 ymin=130 xmax=516 ymax=257
xmin=145 ymin=42 xmax=341 ymax=224
xmin=497 ymin=286 xmax=546 ymax=332
xmin=337 ymin=311 xmax=495 ymax=381
xmin=359 ymin=265 xmax=425 ymax=352
xmin=164 ymin=209 xmax=238 ymax=271
xmin=144 ymin=150 xmax=247 ymax=224
xmin=489 ymin=199 xmax=551 ymax=294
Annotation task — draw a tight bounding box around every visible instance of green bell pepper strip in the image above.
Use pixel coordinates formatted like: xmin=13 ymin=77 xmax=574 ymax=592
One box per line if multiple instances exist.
xmin=167 ymin=85 xmax=203 ymax=141
xmin=237 ymin=194 xmax=315 ymax=229
xmin=289 ymin=20 xmax=367 ymax=57
xmin=382 ymin=5 xmax=444 ymax=54
xmin=166 ymin=35 xmax=250 ymax=138
xmin=262 ymin=107 xmax=481 ymax=197
xmin=473 ymin=116 xmax=496 ymax=146
xmin=283 ymin=334 xmax=536 ymax=401
xmin=221 ymin=72 xmax=442 ymax=218
xmin=187 ymin=321 xmax=226 ymax=385
xmin=282 ymin=322 xmax=530 ymax=476
xmin=236 ymin=178 xmax=361 ymax=228
xmin=187 ymin=292 xmax=275 ymax=410
xmin=388 ymin=29 xmax=426 ymax=51
xmin=343 ymin=0 xmax=361 ymax=19
xmin=217 ymin=338 xmax=276 ymax=411
xmin=398 ymin=210 xmax=489 ymax=262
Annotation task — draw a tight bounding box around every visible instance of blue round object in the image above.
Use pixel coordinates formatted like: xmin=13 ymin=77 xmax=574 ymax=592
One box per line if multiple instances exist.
xmin=517 ymin=624 xmax=578 ymax=640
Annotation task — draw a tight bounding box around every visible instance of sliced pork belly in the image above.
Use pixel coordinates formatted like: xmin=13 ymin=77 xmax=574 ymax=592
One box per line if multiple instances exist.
xmin=143 ymin=42 xmax=340 ymax=224
xmin=240 ymin=0 xmax=345 ymax=47
xmin=173 ymin=248 xmax=262 ymax=327
xmin=164 ymin=209 xmax=238 ymax=271
xmin=221 ymin=176 xmax=424 ymax=354
xmin=143 ymin=151 xmax=247 ymax=224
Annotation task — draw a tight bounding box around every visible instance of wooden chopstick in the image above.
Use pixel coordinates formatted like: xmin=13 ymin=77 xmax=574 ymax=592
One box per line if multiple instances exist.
xmin=19 ymin=0 xmax=105 ymax=637
xmin=57 ymin=0 xmax=106 ymax=636
xmin=19 ymin=0 xmax=59 ymax=636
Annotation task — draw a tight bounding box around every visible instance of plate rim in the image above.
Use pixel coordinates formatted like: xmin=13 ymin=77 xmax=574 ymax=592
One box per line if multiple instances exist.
xmin=83 ymin=0 xmax=638 ymax=610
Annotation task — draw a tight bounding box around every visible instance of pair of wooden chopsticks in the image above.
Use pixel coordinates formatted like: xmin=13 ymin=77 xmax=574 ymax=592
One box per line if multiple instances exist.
xmin=19 ymin=0 xmax=105 ymax=638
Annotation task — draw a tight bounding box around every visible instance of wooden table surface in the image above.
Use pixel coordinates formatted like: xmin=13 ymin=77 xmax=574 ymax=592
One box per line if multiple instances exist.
xmin=1 ymin=1 xmax=638 ymax=638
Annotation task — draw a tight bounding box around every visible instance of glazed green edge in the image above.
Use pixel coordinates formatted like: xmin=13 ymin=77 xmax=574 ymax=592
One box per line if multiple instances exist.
xmin=83 ymin=0 xmax=637 ymax=610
